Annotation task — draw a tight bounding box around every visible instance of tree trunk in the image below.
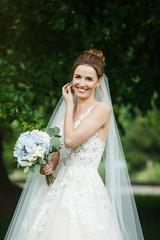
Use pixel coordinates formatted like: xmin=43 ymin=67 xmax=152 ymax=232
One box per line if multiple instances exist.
xmin=0 ymin=130 xmax=11 ymax=188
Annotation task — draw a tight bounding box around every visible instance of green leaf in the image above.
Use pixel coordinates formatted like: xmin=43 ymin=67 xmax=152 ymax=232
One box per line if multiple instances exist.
xmin=53 ymin=127 xmax=60 ymax=135
xmin=6 ymin=49 xmax=14 ymax=55
xmin=3 ymin=102 xmax=14 ymax=109
xmin=34 ymin=164 xmax=40 ymax=173
xmin=38 ymin=158 xmax=43 ymax=166
xmin=49 ymin=145 xmax=57 ymax=153
xmin=46 ymin=128 xmax=55 ymax=136
xmin=24 ymin=167 xmax=29 ymax=173
xmin=131 ymin=76 xmax=141 ymax=83
xmin=50 ymin=137 xmax=61 ymax=149
xmin=46 ymin=127 xmax=60 ymax=137
xmin=42 ymin=159 xmax=47 ymax=165
xmin=50 ymin=145 xmax=53 ymax=152
xmin=30 ymin=165 xmax=35 ymax=173
xmin=19 ymin=62 xmax=26 ymax=70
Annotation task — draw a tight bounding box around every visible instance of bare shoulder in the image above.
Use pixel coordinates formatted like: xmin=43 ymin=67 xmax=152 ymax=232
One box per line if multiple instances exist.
xmin=92 ymin=101 xmax=111 ymax=125
xmin=95 ymin=101 xmax=111 ymax=116
xmin=98 ymin=101 xmax=111 ymax=113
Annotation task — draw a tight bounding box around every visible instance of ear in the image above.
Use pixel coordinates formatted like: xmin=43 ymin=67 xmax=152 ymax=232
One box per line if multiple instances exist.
xmin=96 ymin=76 xmax=103 ymax=87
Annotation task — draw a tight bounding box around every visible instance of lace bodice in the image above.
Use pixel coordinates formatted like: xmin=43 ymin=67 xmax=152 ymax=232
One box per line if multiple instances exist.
xmin=57 ymin=102 xmax=105 ymax=170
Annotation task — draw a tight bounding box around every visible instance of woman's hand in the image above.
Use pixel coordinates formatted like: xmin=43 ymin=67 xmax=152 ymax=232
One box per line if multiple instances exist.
xmin=40 ymin=150 xmax=60 ymax=175
xmin=40 ymin=160 xmax=53 ymax=176
xmin=62 ymin=83 xmax=74 ymax=106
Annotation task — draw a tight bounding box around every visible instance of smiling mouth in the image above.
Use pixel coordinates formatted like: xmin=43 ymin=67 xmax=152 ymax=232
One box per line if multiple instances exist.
xmin=77 ymin=87 xmax=88 ymax=93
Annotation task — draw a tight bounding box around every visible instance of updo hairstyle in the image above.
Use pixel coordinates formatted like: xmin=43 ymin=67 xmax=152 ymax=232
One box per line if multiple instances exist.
xmin=71 ymin=49 xmax=105 ymax=80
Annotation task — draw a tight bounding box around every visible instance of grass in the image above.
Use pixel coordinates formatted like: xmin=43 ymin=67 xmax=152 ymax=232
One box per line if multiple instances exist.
xmin=0 ymin=184 xmax=160 ymax=240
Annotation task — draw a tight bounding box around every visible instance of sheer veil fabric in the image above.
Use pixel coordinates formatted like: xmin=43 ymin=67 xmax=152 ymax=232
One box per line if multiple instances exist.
xmin=100 ymin=75 xmax=144 ymax=240
xmin=4 ymin=74 xmax=144 ymax=240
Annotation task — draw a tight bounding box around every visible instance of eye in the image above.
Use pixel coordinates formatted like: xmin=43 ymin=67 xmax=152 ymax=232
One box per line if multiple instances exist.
xmin=87 ymin=77 xmax=93 ymax=81
xmin=75 ymin=75 xmax=80 ymax=79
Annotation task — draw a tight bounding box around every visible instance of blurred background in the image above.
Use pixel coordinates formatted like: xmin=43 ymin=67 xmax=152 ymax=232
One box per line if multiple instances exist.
xmin=0 ymin=0 xmax=160 ymax=239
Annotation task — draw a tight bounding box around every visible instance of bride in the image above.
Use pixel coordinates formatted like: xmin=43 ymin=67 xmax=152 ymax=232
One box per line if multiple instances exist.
xmin=5 ymin=49 xmax=144 ymax=240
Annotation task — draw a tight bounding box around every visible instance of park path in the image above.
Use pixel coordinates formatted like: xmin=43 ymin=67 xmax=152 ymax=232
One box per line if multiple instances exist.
xmin=132 ymin=184 xmax=160 ymax=195
xmin=12 ymin=180 xmax=160 ymax=195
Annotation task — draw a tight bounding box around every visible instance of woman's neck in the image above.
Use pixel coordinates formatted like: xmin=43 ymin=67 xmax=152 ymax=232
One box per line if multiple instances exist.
xmin=75 ymin=96 xmax=98 ymax=112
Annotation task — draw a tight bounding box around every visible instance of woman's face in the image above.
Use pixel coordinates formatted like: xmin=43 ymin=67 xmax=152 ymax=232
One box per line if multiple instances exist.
xmin=72 ymin=65 xmax=102 ymax=100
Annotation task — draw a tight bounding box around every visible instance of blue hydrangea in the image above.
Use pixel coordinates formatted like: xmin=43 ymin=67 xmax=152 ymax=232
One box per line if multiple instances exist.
xmin=13 ymin=130 xmax=50 ymax=161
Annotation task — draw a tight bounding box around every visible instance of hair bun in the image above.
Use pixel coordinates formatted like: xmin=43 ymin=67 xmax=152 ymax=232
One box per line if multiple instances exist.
xmin=84 ymin=49 xmax=105 ymax=62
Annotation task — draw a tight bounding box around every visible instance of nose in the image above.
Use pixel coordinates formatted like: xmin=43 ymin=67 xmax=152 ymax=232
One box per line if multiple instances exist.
xmin=79 ymin=78 xmax=85 ymax=86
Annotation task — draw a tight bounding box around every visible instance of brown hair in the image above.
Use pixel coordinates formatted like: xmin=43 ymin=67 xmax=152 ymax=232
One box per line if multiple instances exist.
xmin=71 ymin=49 xmax=105 ymax=80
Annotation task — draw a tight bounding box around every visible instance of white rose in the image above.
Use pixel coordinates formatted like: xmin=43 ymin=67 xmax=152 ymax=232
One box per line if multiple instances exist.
xmin=27 ymin=154 xmax=34 ymax=162
xmin=32 ymin=154 xmax=37 ymax=161
xmin=18 ymin=157 xmax=32 ymax=167
xmin=33 ymin=145 xmax=45 ymax=158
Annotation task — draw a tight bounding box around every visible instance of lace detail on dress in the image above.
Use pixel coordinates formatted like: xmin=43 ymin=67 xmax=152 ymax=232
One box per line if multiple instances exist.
xmin=59 ymin=167 xmax=115 ymax=236
xmin=22 ymin=166 xmax=114 ymax=238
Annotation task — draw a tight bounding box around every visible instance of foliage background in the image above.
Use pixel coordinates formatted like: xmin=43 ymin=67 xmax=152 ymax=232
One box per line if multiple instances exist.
xmin=0 ymin=1 xmax=160 ymax=239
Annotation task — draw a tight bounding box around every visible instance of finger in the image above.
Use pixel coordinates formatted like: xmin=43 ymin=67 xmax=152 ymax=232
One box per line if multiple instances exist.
xmin=65 ymin=83 xmax=70 ymax=90
xmin=40 ymin=170 xmax=44 ymax=175
xmin=41 ymin=166 xmax=50 ymax=172
xmin=66 ymin=85 xmax=71 ymax=92
xmin=62 ymin=86 xmax=66 ymax=93
xmin=41 ymin=165 xmax=51 ymax=171
xmin=67 ymin=85 xmax=70 ymax=93
xmin=62 ymin=83 xmax=70 ymax=91
xmin=66 ymin=85 xmax=70 ymax=91
xmin=62 ymin=86 xmax=68 ymax=95
xmin=41 ymin=165 xmax=47 ymax=170
xmin=40 ymin=167 xmax=44 ymax=172
xmin=44 ymin=170 xmax=52 ymax=175
xmin=67 ymin=86 xmax=73 ymax=95
xmin=40 ymin=168 xmax=52 ymax=175
xmin=43 ymin=163 xmax=49 ymax=168
xmin=41 ymin=162 xmax=49 ymax=167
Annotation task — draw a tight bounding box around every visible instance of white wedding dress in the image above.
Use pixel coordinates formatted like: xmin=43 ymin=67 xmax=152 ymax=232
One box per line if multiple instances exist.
xmin=14 ymin=103 xmax=122 ymax=240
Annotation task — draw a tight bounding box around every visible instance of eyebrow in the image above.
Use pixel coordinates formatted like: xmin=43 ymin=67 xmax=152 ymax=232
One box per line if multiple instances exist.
xmin=74 ymin=73 xmax=93 ymax=78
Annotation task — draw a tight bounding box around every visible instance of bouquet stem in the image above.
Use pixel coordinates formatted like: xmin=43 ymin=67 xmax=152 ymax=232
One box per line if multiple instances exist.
xmin=46 ymin=173 xmax=55 ymax=186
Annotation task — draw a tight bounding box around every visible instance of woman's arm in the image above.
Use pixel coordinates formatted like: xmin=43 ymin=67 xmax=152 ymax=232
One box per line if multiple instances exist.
xmin=40 ymin=149 xmax=60 ymax=175
xmin=64 ymin=102 xmax=111 ymax=148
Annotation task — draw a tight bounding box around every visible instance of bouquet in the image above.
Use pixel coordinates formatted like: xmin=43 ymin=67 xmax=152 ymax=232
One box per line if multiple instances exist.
xmin=13 ymin=127 xmax=61 ymax=186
